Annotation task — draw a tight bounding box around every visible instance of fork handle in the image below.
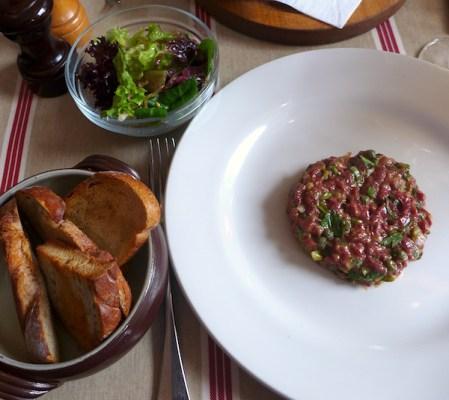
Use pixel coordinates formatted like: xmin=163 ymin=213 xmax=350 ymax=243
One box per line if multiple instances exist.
xmin=157 ymin=276 xmax=190 ymax=400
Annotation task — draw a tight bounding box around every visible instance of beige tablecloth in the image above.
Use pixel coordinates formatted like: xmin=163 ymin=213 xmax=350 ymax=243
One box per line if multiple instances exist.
xmin=0 ymin=1 xmax=447 ymax=399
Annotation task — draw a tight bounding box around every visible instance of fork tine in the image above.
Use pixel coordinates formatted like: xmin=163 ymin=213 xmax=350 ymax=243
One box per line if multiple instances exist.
xmin=148 ymin=134 xmax=189 ymax=398
xmin=157 ymin=137 xmax=164 ymax=202
xmin=169 ymin=136 xmax=176 ymax=157
xmin=159 ymin=137 xmax=169 ymax=207
xmin=149 ymin=139 xmax=157 ymax=197
xmin=149 ymin=135 xmax=177 ymax=207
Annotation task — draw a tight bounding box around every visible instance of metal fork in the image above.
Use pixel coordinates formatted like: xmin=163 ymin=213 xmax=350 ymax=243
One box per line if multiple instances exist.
xmin=149 ymin=135 xmax=190 ymax=400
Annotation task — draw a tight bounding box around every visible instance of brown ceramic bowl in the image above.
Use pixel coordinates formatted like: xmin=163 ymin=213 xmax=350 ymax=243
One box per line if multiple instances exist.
xmin=0 ymin=155 xmax=168 ymax=399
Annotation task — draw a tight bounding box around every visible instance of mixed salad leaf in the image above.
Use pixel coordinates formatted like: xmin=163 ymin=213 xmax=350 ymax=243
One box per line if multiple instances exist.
xmin=78 ymin=23 xmax=216 ymax=120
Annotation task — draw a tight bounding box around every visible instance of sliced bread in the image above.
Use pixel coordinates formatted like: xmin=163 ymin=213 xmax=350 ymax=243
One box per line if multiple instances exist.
xmin=64 ymin=172 xmax=160 ymax=266
xmin=16 ymin=186 xmax=132 ymax=320
xmin=16 ymin=186 xmax=100 ymax=253
xmin=0 ymin=199 xmax=58 ymax=363
xmin=36 ymin=242 xmax=131 ymax=350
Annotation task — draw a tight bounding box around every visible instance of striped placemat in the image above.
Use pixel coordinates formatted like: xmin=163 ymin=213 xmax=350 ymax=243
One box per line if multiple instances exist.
xmin=0 ymin=1 xmax=409 ymax=399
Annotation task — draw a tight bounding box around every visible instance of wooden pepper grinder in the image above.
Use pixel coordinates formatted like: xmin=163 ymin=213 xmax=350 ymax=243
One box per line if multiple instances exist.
xmin=0 ymin=0 xmax=70 ymax=97
xmin=51 ymin=0 xmax=89 ymax=46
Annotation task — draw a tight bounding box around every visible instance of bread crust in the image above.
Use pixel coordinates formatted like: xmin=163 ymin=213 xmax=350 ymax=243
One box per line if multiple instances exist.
xmin=17 ymin=187 xmax=99 ymax=252
xmin=16 ymin=187 xmax=132 ymax=349
xmin=36 ymin=242 xmax=129 ymax=350
xmin=0 ymin=199 xmax=58 ymax=363
xmin=65 ymin=172 xmax=160 ymax=265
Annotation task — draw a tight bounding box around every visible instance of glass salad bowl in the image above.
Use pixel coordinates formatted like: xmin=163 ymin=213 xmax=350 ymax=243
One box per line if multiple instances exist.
xmin=65 ymin=5 xmax=219 ymax=137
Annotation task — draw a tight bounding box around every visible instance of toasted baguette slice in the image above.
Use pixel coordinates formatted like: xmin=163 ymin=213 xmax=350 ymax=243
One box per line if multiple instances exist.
xmin=0 ymin=199 xmax=58 ymax=363
xmin=65 ymin=172 xmax=160 ymax=266
xmin=16 ymin=186 xmax=132 ymax=317
xmin=16 ymin=187 xmax=99 ymax=253
xmin=36 ymin=242 xmax=131 ymax=350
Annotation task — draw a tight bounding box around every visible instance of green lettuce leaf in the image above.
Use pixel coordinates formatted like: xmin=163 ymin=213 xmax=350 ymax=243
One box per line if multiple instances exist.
xmin=147 ymin=23 xmax=175 ymax=42
xmin=104 ymin=49 xmax=146 ymax=119
xmin=158 ymin=78 xmax=198 ymax=110
xmin=198 ymin=38 xmax=216 ymax=75
xmin=106 ymin=27 xmax=129 ymax=48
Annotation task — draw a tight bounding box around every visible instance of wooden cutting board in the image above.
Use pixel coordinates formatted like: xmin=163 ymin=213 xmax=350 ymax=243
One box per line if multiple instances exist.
xmin=196 ymin=0 xmax=405 ymax=45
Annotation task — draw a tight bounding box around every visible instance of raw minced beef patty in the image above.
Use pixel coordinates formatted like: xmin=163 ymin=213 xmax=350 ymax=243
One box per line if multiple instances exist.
xmin=287 ymin=150 xmax=432 ymax=285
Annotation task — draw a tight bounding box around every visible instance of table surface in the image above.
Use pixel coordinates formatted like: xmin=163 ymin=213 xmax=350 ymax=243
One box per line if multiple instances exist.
xmin=0 ymin=0 xmax=447 ymax=399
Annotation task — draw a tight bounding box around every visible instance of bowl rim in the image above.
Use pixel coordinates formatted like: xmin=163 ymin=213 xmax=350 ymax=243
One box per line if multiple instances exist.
xmin=64 ymin=4 xmax=219 ymax=125
xmin=0 ymin=169 xmax=167 ymax=373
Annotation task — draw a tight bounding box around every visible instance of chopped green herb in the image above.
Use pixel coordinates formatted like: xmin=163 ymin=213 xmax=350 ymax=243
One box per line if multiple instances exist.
xmin=367 ymin=150 xmax=378 ymax=160
xmin=348 ymin=268 xmax=383 ymax=283
xmin=324 ymin=230 xmax=334 ymax=240
xmin=317 ymin=202 xmax=328 ymax=215
xmin=413 ymin=249 xmax=422 ymax=260
xmin=382 ymin=274 xmax=396 ymax=282
xmin=329 ymin=165 xmax=340 ymax=175
xmin=311 ymin=250 xmax=323 ymax=262
xmin=396 ymin=162 xmax=410 ymax=171
xmin=331 ymin=212 xmax=344 ymax=238
xmin=318 ymin=236 xmax=328 ymax=250
xmin=385 ymin=197 xmax=398 ymax=220
xmin=320 ymin=211 xmax=344 ymax=238
xmin=367 ymin=186 xmax=377 ymax=199
xmin=351 ymin=258 xmax=363 ymax=268
xmin=359 ymin=154 xmax=376 ymax=168
xmin=342 ymin=218 xmax=352 ymax=234
xmin=321 ymin=192 xmax=332 ymax=200
xmin=350 ymin=166 xmax=364 ymax=186
xmin=381 ymin=231 xmax=403 ymax=248
xmin=350 ymin=166 xmax=359 ymax=176
xmin=360 ymin=195 xmax=371 ymax=204
xmin=411 ymin=226 xmax=422 ymax=240
xmin=385 ymin=259 xmax=397 ymax=271
xmin=391 ymin=248 xmax=407 ymax=261
xmin=320 ymin=212 xmax=332 ymax=229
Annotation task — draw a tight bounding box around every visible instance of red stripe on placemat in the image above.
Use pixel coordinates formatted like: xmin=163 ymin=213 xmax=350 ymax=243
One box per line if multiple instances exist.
xmin=195 ymin=3 xmax=228 ymax=398
xmin=215 ymin=345 xmax=225 ymax=400
xmin=208 ymin=336 xmax=218 ymax=400
xmin=224 ymin=354 xmax=233 ymax=400
xmin=1 ymin=80 xmax=26 ymax=193
xmin=195 ymin=3 xmax=200 ymax=20
xmin=0 ymin=80 xmax=32 ymax=194
xmin=376 ymin=20 xmax=400 ymax=54
xmin=375 ymin=26 xmax=387 ymax=51
xmin=11 ymin=85 xmax=33 ymax=187
xmin=384 ymin=19 xmax=400 ymax=53
xmin=377 ymin=24 xmax=391 ymax=52
xmin=195 ymin=2 xmax=212 ymax=29
xmin=206 ymin=9 xmax=211 ymax=29
xmin=380 ymin=22 xmax=394 ymax=52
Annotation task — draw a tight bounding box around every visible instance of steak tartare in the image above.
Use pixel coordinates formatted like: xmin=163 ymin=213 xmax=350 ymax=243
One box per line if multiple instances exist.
xmin=287 ymin=150 xmax=432 ymax=285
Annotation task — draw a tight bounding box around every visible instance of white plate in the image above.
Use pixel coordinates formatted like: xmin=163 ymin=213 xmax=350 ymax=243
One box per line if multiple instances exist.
xmin=165 ymin=49 xmax=449 ymax=400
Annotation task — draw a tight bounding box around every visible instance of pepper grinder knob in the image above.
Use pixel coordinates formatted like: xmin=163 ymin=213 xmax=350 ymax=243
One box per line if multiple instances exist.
xmin=0 ymin=0 xmax=70 ymax=97
xmin=51 ymin=0 xmax=90 ymax=45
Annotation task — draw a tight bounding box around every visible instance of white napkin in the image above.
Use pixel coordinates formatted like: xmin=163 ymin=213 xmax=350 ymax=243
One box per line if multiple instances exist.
xmin=274 ymin=0 xmax=363 ymax=29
